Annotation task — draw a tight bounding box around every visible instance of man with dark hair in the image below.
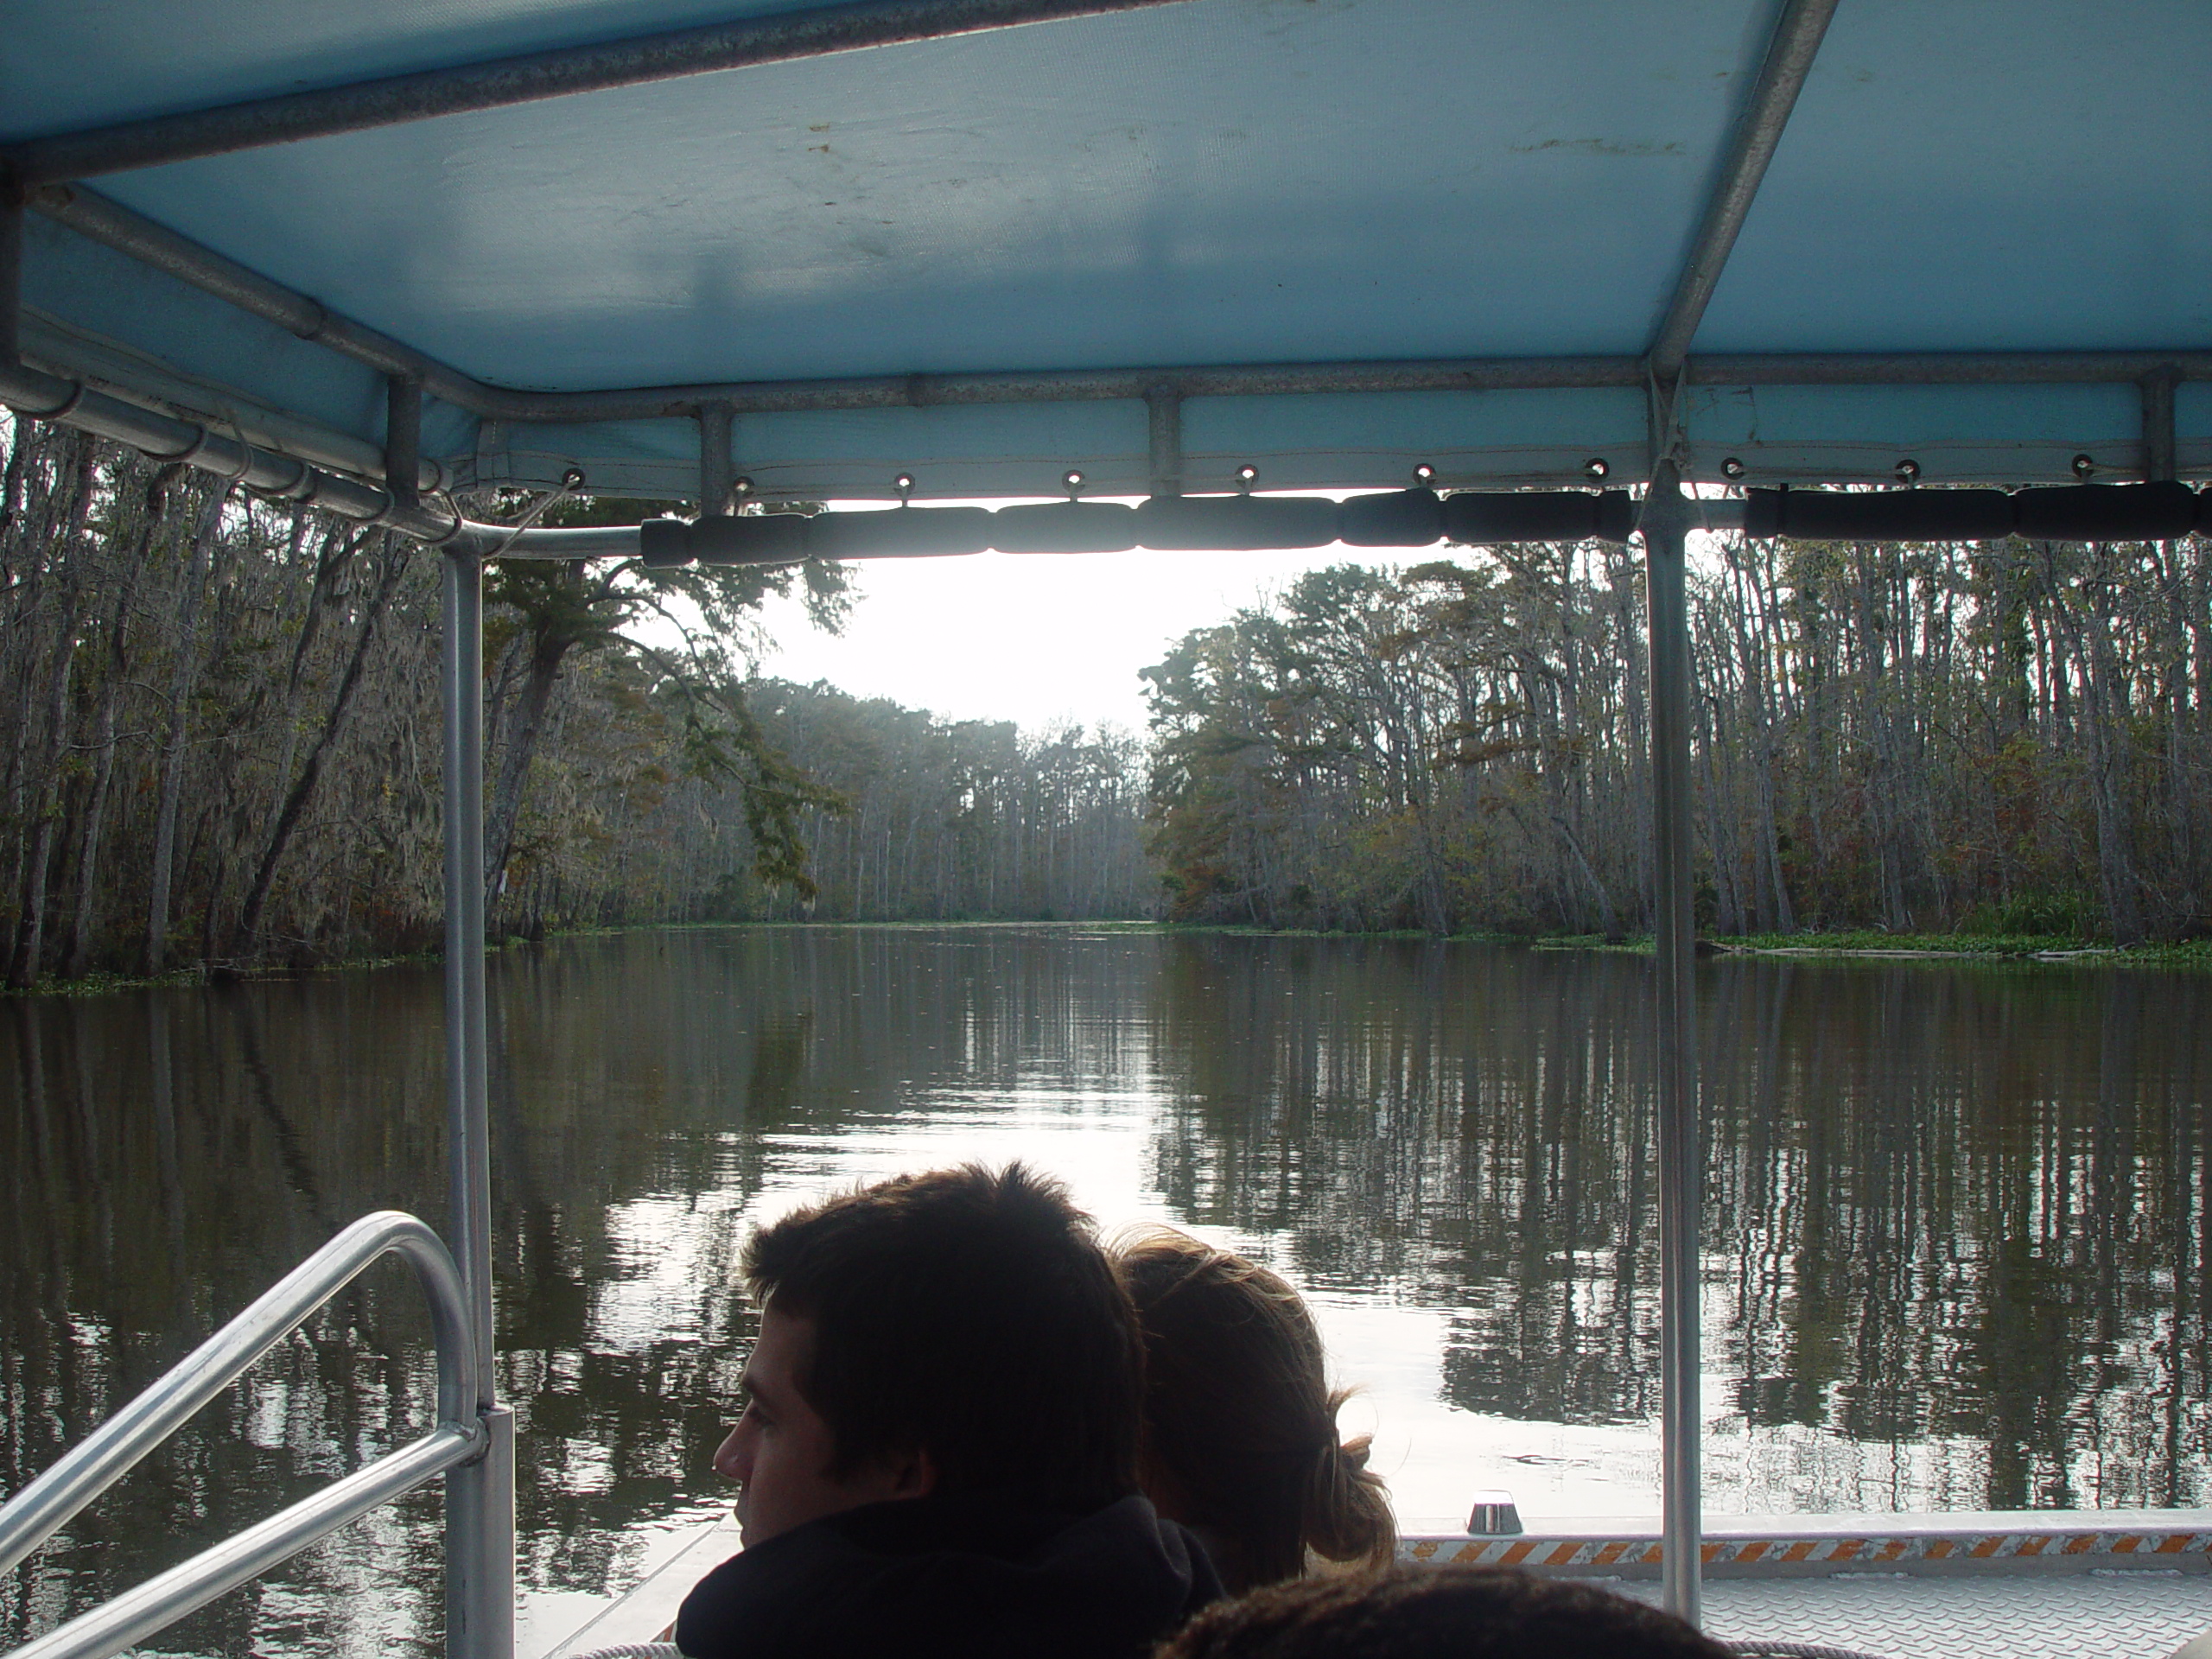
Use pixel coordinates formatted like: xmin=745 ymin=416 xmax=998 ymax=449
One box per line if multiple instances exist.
xmin=1154 ymin=1566 xmax=1733 ymax=1659
xmin=674 ymin=1162 xmax=1221 ymax=1659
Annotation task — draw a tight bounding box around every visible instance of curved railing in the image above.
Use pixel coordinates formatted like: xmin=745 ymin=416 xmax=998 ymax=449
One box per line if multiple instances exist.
xmin=0 ymin=1211 xmax=485 ymax=1659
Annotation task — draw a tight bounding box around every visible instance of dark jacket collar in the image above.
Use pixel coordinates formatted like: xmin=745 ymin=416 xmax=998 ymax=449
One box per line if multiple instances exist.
xmin=676 ymin=1489 xmax=1223 ymax=1659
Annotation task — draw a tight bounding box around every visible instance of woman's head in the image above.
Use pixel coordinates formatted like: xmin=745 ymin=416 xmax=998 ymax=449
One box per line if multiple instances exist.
xmin=1116 ymin=1226 xmax=1395 ymax=1592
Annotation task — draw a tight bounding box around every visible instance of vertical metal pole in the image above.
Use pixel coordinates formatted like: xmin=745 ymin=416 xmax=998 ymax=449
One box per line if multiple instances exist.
xmin=2141 ymin=366 xmax=2180 ymax=483
xmin=1641 ymin=465 xmax=1702 ymax=1624
xmin=387 ymin=375 xmax=423 ymax=513
xmin=698 ymin=401 xmax=734 ymax=517
xmin=442 ymin=550 xmax=512 ymax=1659
xmin=1146 ymin=385 xmax=1183 ymax=498
xmin=0 ymin=171 xmax=23 ymax=373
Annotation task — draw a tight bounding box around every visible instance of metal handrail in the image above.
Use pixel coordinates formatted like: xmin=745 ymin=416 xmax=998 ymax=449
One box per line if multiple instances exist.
xmin=0 ymin=1211 xmax=485 ymax=1659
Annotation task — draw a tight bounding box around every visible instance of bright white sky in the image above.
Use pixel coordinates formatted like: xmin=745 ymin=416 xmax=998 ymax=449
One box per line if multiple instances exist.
xmin=746 ymin=502 xmax=1400 ymax=735
xmin=739 ymin=498 xmax=1725 ymax=736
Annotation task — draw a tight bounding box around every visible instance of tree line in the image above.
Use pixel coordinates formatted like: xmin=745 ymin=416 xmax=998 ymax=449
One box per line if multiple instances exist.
xmin=0 ymin=422 xmax=1148 ymax=984
xmin=1147 ymin=531 xmax=2212 ymax=944
xmin=2 ymin=416 xmax=2204 ymax=984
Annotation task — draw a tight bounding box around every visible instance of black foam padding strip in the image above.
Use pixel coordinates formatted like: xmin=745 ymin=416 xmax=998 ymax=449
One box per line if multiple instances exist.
xmin=1134 ymin=493 xmax=1340 ymax=550
xmin=1338 ymin=489 xmax=1443 ymax=547
xmin=1739 ymin=492 xmax=1784 ymax=537
xmin=804 ymin=505 xmax=994 ymax=559
xmin=638 ymin=517 xmax=692 ymax=566
xmin=1441 ymin=490 xmax=1634 ymax=545
xmin=1744 ymin=488 xmax=2015 ymax=540
xmin=988 ymin=500 xmax=1141 ymax=553
xmin=2014 ymin=480 xmax=2199 ymax=541
xmin=690 ymin=513 xmax=809 ymax=564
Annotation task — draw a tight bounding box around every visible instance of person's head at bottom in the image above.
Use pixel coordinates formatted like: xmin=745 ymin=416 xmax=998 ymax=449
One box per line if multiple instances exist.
xmin=1156 ymin=1567 xmax=1732 ymax=1659
xmin=676 ymin=1162 xmax=1220 ymax=1659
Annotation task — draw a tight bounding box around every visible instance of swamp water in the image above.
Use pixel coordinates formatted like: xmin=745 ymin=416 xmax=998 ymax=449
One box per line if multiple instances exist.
xmin=3 ymin=926 xmax=2207 ymax=1657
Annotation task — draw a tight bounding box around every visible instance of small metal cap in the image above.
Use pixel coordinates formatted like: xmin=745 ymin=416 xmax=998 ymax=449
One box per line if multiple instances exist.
xmin=2072 ymin=452 xmax=2096 ymax=479
xmin=1413 ymin=463 xmax=1437 ymax=485
xmin=893 ymin=472 xmax=916 ymax=497
xmin=1465 ymin=1491 xmax=1522 ymax=1535
xmin=560 ymin=467 xmax=587 ymax=489
xmin=1720 ymin=456 xmax=1746 ymax=480
xmin=1894 ymin=458 xmax=1921 ymax=484
xmin=1236 ymin=464 xmax=1260 ymax=490
xmin=1063 ymin=468 xmax=1085 ymax=496
xmin=1584 ymin=457 xmax=1610 ymax=480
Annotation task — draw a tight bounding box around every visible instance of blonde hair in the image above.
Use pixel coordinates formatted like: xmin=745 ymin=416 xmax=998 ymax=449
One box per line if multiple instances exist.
xmin=1115 ymin=1225 xmax=1396 ymax=1592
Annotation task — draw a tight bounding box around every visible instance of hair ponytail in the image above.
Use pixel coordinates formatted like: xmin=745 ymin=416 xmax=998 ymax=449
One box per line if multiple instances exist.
xmin=1300 ymin=1398 xmax=1397 ymax=1572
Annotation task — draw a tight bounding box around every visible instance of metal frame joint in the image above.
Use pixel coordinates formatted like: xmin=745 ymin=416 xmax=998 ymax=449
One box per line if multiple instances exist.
xmin=0 ymin=164 xmax=23 ymax=374
xmin=386 ymin=373 xmax=424 ymax=513
xmin=1146 ymin=383 xmax=1183 ymax=498
xmin=2141 ymin=365 xmax=2181 ymax=483
xmin=697 ymin=400 xmax=735 ymax=517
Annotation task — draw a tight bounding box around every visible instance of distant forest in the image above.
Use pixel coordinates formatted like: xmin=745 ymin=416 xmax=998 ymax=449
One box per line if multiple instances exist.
xmin=0 ymin=420 xmax=2204 ymax=985
xmin=1147 ymin=535 xmax=2211 ymax=944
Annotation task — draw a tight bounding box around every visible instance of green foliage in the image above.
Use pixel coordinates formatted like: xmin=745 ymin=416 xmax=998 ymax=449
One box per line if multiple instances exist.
xmin=730 ymin=682 xmax=1151 ymax=922
xmin=1956 ymin=891 xmax=2099 ymax=938
xmin=1142 ymin=531 xmax=2212 ymax=943
xmin=674 ymin=682 xmax=848 ymax=901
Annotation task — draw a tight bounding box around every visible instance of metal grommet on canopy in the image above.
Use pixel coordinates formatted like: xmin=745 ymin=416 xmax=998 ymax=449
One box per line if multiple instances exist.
xmin=1894 ymin=458 xmax=1921 ymax=483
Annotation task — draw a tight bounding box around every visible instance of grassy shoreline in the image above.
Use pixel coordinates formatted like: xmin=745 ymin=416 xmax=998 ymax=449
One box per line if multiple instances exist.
xmin=1162 ymin=922 xmax=2211 ymax=965
xmin=8 ymin=918 xmax=2206 ymax=999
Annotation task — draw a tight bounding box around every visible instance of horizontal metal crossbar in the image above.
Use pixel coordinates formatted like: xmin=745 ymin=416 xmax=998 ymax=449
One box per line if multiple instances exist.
xmin=30 ymin=186 xmax=485 ymax=416
xmin=1647 ymin=0 xmax=1839 ymax=379
xmin=8 ymin=341 xmax=2207 ymax=556
xmin=21 ymin=313 xmax=451 ymax=495
xmin=3 ymin=0 xmax=1206 ymax=184
xmin=0 ymin=357 xmax=478 ymax=543
xmin=5 ymin=1425 xmax=482 ymax=1659
xmin=0 ymin=1211 xmax=480 ymax=1581
xmin=28 ymin=187 xmax=2212 ymax=434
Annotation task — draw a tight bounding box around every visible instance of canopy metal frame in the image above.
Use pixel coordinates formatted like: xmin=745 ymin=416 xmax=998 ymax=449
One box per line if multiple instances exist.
xmin=21 ymin=179 xmax=2212 ymax=432
xmin=0 ymin=0 xmax=2201 ymax=1646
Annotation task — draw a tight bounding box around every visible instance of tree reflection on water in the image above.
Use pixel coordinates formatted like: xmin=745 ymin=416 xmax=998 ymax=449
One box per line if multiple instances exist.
xmin=2 ymin=929 xmax=2205 ymax=1657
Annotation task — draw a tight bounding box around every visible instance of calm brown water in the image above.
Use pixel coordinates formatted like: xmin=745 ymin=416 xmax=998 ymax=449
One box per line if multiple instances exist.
xmin=3 ymin=928 xmax=2207 ymax=1657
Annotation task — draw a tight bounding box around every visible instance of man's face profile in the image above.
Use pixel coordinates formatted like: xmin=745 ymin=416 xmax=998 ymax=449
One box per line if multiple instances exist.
xmin=713 ymin=1300 xmax=931 ymax=1546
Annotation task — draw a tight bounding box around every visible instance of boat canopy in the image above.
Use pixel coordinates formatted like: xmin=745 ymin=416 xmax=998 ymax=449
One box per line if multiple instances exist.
xmin=3 ymin=2 xmax=2205 ymax=1645
xmin=5 ymin=0 xmax=2209 ymax=505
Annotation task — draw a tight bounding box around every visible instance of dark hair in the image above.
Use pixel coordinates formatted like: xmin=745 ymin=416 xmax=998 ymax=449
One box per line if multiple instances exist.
xmin=742 ymin=1161 xmax=1141 ymax=1515
xmin=1117 ymin=1227 xmax=1395 ymax=1592
xmin=1154 ymin=1567 xmax=1734 ymax=1659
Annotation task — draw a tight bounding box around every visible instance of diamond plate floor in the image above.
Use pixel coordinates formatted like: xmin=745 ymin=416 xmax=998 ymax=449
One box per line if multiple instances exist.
xmin=1613 ymin=1573 xmax=2212 ymax=1658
